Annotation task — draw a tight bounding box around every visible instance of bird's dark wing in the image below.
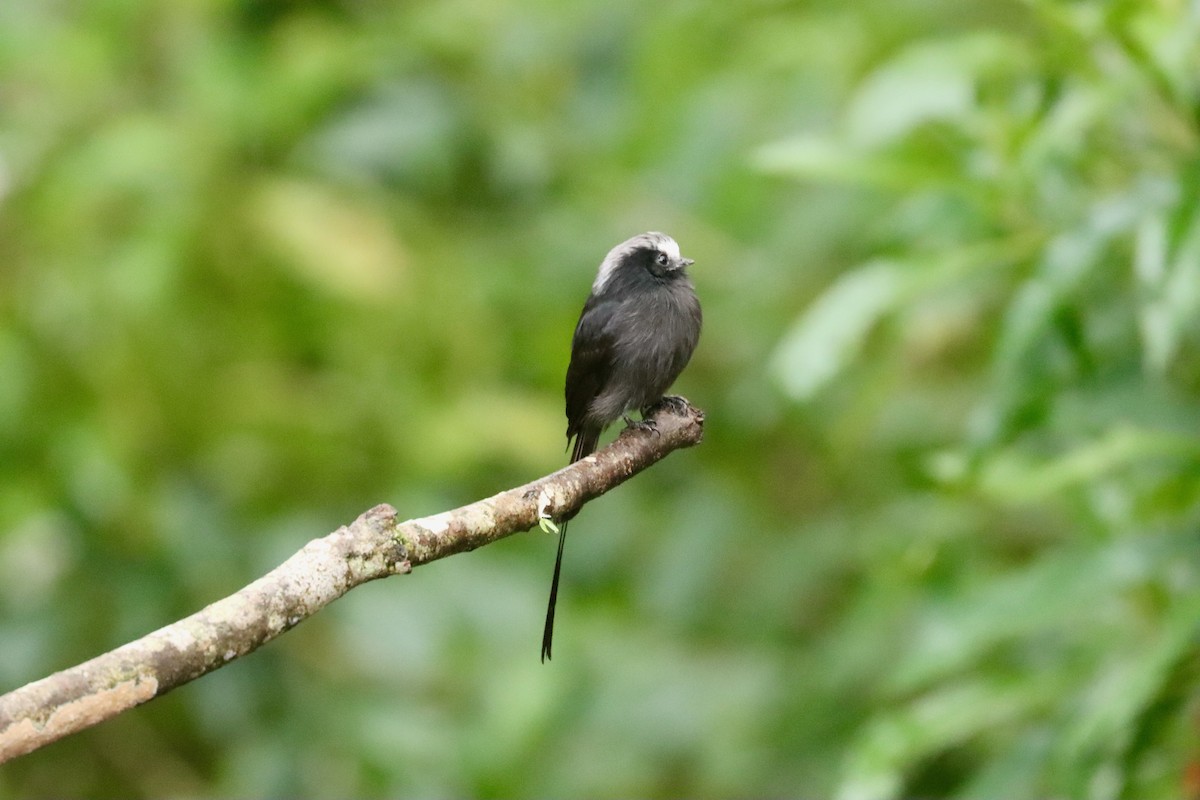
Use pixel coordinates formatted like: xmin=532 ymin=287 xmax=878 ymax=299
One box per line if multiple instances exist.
xmin=546 ymin=293 xmax=619 ymax=662
xmin=564 ymin=292 xmax=618 ymax=442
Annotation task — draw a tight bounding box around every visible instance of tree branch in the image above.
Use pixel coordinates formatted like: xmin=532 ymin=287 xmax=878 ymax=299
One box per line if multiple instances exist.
xmin=0 ymin=401 xmax=705 ymax=763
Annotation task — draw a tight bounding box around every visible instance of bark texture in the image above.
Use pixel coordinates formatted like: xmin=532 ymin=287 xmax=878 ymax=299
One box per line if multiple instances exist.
xmin=0 ymin=400 xmax=705 ymax=763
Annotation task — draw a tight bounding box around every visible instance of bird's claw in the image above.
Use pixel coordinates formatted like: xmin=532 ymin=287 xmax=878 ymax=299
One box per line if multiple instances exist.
xmin=654 ymin=395 xmax=690 ymax=414
xmin=623 ymin=415 xmax=659 ymax=435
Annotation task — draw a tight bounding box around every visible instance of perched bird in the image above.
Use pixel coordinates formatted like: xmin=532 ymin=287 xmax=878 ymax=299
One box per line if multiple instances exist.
xmin=542 ymin=231 xmax=702 ymax=661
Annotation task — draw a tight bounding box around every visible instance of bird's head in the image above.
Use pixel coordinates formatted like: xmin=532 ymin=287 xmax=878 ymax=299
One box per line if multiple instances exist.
xmin=592 ymin=232 xmax=693 ymax=294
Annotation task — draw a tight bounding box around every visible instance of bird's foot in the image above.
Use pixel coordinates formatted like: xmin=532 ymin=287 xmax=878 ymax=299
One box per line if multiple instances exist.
xmin=623 ymin=414 xmax=659 ymax=435
xmin=650 ymin=395 xmax=690 ymax=415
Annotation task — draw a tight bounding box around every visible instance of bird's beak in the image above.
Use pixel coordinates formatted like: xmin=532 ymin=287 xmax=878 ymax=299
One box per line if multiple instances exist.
xmin=680 ymin=257 xmax=695 ymax=268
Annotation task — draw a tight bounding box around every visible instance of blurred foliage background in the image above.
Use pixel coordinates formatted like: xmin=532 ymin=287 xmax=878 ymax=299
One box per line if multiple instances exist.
xmin=2 ymin=0 xmax=1200 ymax=797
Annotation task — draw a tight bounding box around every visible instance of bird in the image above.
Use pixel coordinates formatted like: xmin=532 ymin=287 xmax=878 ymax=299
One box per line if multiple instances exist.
xmin=541 ymin=231 xmax=702 ymax=661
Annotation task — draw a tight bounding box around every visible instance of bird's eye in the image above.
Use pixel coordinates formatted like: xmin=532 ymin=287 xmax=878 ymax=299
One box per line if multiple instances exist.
xmin=654 ymin=252 xmax=669 ymax=266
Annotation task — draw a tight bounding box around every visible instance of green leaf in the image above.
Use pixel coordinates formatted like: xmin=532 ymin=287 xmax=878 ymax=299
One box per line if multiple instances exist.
xmin=771 ymin=260 xmax=905 ymax=400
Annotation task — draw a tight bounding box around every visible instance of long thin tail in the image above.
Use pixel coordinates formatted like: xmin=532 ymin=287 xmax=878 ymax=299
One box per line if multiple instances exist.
xmin=540 ymin=518 xmax=567 ymax=662
xmin=541 ymin=427 xmax=600 ymax=662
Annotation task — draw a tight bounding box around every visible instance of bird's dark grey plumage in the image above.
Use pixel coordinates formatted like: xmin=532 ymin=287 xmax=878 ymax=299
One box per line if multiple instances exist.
xmin=542 ymin=231 xmax=702 ymax=661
